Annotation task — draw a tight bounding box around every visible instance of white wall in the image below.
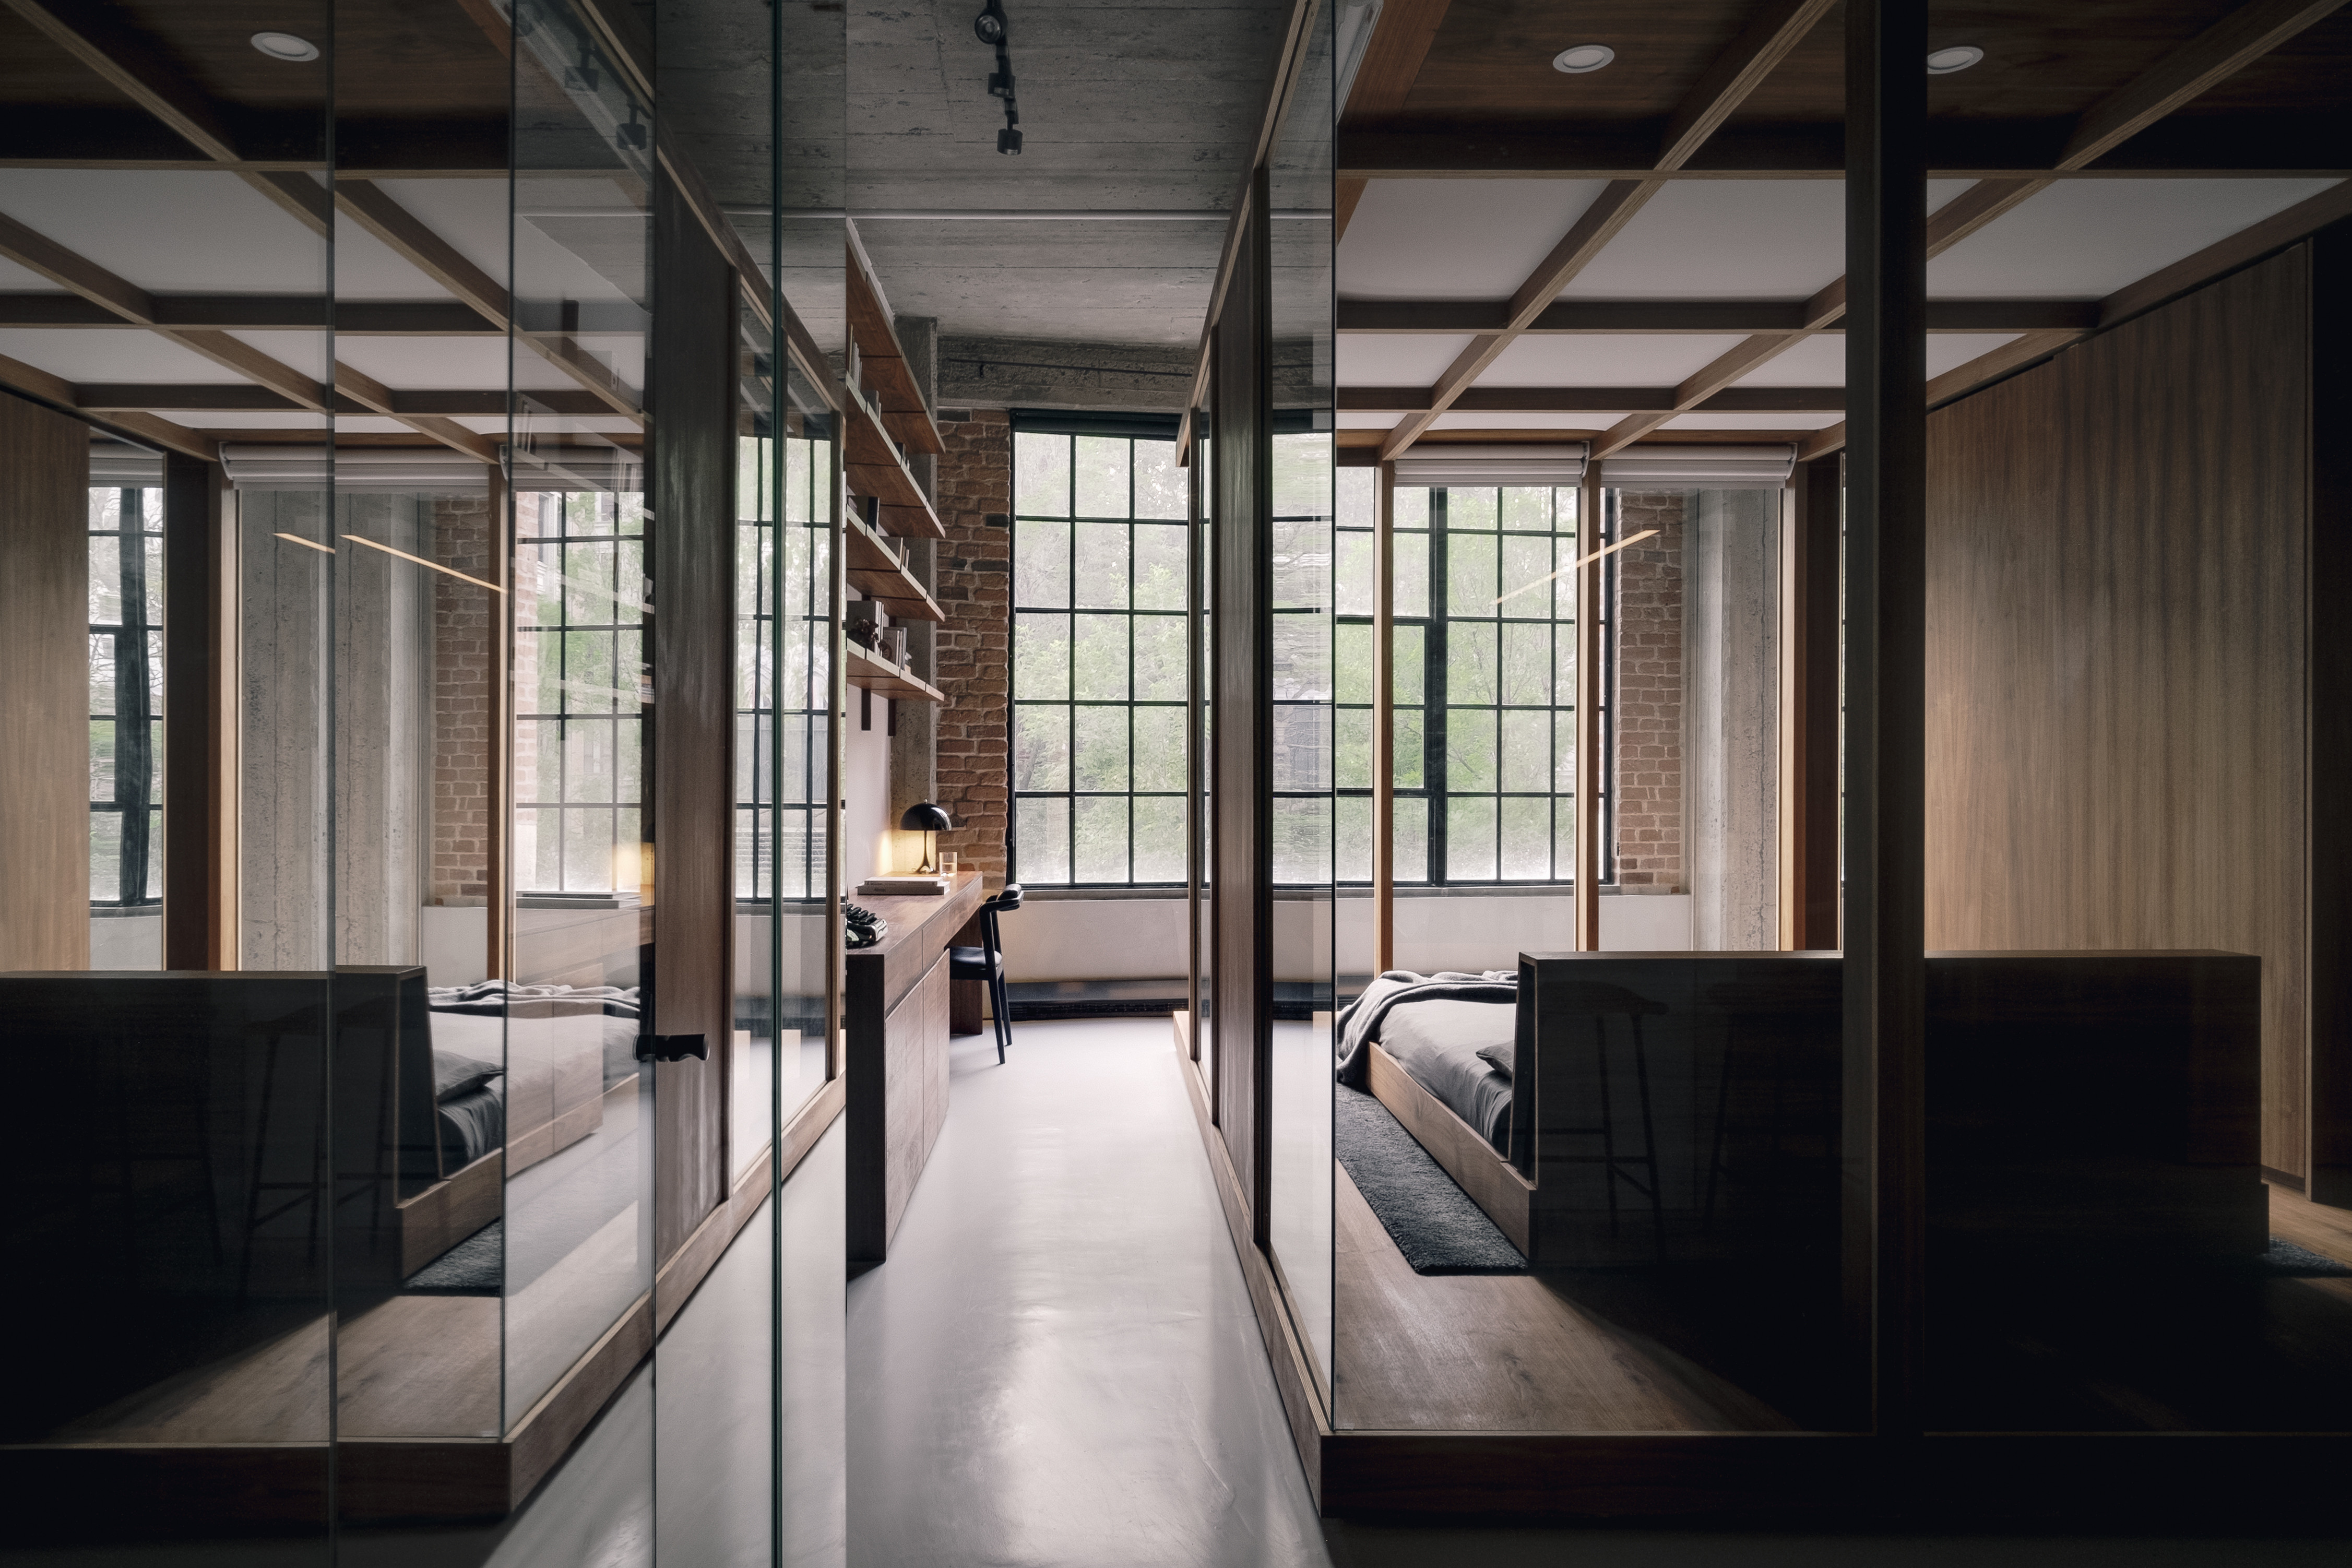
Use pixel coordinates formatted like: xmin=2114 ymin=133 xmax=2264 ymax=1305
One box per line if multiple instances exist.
xmin=1003 ymin=898 xmax=1186 ymax=982
xmin=420 ymin=902 xmax=489 ymax=987
xmin=842 ymin=702 xmax=893 ymax=891
xmin=89 ymin=912 xmax=161 ymax=970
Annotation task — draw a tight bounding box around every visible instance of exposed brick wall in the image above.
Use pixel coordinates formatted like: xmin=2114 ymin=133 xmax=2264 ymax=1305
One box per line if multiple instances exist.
xmin=930 ymin=410 xmax=1012 ymax=890
xmin=1612 ymin=491 xmax=1686 ymax=892
xmin=430 ymin=493 xmax=495 ymax=905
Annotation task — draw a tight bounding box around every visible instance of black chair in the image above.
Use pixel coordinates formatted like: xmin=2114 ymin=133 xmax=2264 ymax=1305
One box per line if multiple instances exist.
xmin=950 ymin=883 xmax=1023 ymax=1064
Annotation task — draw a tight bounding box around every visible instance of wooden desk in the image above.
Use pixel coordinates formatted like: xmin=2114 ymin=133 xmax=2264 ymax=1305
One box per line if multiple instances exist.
xmin=846 ymin=871 xmax=983 ymax=1261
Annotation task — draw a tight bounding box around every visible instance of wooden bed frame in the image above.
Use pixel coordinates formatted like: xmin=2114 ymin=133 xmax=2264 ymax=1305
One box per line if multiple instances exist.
xmin=1362 ymin=1041 xmax=1535 ymax=1257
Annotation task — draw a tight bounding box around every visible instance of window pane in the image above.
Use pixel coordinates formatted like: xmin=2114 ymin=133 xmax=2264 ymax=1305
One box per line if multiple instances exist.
xmin=1272 ymin=512 xmax=1331 ymax=611
xmin=563 ymin=629 xmax=616 ymax=712
xmin=1334 ymin=622 xmax=1371 ymax=705
xmin=564 ymin=807 xmax=613 ymax=892
xmin=615 ymin=716 xmax=644 ymax=803
xmin=1016 ymin=431 xmax=1070 ymax=516
xmin=1073 ymin=705 xmax=1129 ymax=791
xmin=1448 ymin=530 xmax=1498 ymax=617
xmin=1499 ymin=534 xmax=1553 ymax=619
xmin=1393 ymin=624 xmax=1424 ymax=703
xmin=141 ymin=537 xmax=163 ymax=622
xmin=1133 ymin=795 xmax=1184 ymax=881
xmin=89 ymin=633 xmax=116 ymax=715
xmin=1272 ymin=432 xmax=1331 ymax=520
xmin=1273 ymin=795 xmax=1330 ymax=885
xmin=1073 ymin=522 xmax=1129 ymax=609
xmin=1335 ymin=531 xmax=1374 ymax=616
xmin=1447 ymin=795 xmax=1496 ymax=881
xmin=1555 ymin=711 xmax=1577 ymax=792
xmin=565 ymin=540 xmax=615 ymax=622
xmin=1500 ymin=485 xmax=1551 ymax=532
xmin=1393 ymin=707 xmax=1424 ymax=789
xmin=1499 ymin=709 xmax=1551 ymax=792
xmin=1274 ymin=703 xmax=1331 ymax=791
xmin=1500 ymin=795 xmax=1552 ymax=880
xmin=1394 ymin=530 xmax=1429 ymax=619
xmin=1272 ymin=612 xmax=1329 ymax=702
xmin=522 ymin=805 xmax=563 ymax=891
xmin=1133 ymin=439 xmax=1186 ymax=520
xmin=1018 ymin=796 xmax=1071 ymax=883
xmin=1336 ymin=707 xmax=1372 ymax=790
xmin=1133 ymin=524 xmax=1185 ymax=611
xmin=89 ymin=811 xmax=121 ymax=901
xmin=1447 ymin=707 xmax=1495 ymax=791
xmin=1447 ymin=486 xmax=1498 ymax=531
xmin=1072 ymin=614 xmax=1128 ymax=700
xmin=1335 ymin=793 xmax=1371 ymax=883
xmin=88 ymin=537 xmax=122 ymax=624
xmin=1014 ymin=705 xmax=1070 ymax=791
xmin=1074 ymin=794 xmax=1127 ymax=882
xmin=1016 ymin=516 xmax=1072 ymax=608
xmin=1393 ymin=797 xmax=1429 ymax=883
xmin=1337 ymin=466 xmax=1376 ymax=528
xmin=1500 ymin=621 xmax=1552 ymax=706
xmin=1132 ymin=615 xmax=1185 ymax=700
xmin=565 ymin=719 xmax=616 ymax=803
xmin=1074 ymin=435 xmax=1130 ymax=517
xmin=1016 ymin=612 xmax=1071 ymax=699
xmin=1132 ymin=706 xmax=1185 ymax=792
xmin=89 ymin=718 xmax=115 ymax=801
xmin=1393 ymin=486 xmax=1429 ymax=529
xmin=1448 ymin=621 xmax=1497 ymax=706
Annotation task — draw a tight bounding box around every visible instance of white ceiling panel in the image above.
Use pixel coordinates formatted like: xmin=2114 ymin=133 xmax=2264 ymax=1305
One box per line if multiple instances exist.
xmin=1661 ymin=411 xmax=1837 ymax=431
xmin=0 ymin=327 xmax=244 ymax=383
xmin=386 ymin=177 xmax=648 ymax=312
xmin=1481 ymin=334 xmax=1747 ymax=386
xmin=1339 ymin=411 xmax=1398 ymax=429
xmin=228 ymin=331 xmax=332 ymax=382
xmin=1336 ymin=334 xmax=1475 ymax=384
xmin=0 ymin=256 xmax=53 ymax=291
xmin=0 ymin=170 xmax=327 ymax=293
xmin=175 ymin=412 xmax=339 ymax=430
xmin=332 ymin=214 xmax=474 ymax=302
xmin=1432 ymin=410 xmax=1629 ymax=430
xmin=1556 ymin=181 xmax=1967 ymax=300
xmin=455 ymin=415 xmax=644 ymax=435
xmin=1729 ymin=331 xmax=2025 ymax=386
xmin=1337 ymin=180 xmax=1612 ymax=300
xmin=330 ymin=335 xmax=569 ymax=389
xmin=1929 ymin=178 xmax=2342 ymax=300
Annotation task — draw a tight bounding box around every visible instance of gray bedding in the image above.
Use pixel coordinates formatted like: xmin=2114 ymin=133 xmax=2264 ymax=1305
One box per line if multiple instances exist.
xmin=1336 ymin=970 xmax=1519 ymax=1153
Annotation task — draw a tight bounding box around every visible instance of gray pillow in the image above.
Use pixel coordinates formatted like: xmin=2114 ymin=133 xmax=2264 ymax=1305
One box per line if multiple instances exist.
xmin=433 ymin=1048 xmax=504 ymax=1102
xmin=1475 ymin=1040 xmax=1515 ymax=1080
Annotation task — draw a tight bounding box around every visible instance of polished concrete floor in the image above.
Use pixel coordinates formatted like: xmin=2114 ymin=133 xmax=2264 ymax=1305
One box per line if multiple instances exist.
xmin=847 ymin=1018 xmax=1331 ymax=1568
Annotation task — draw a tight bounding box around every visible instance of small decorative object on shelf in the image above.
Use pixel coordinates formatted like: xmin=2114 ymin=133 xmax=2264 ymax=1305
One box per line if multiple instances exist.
xmin=845 ymin=902 xmax=888 ymax=949
xmin=845 ymin=601 xmax=886 ymax=654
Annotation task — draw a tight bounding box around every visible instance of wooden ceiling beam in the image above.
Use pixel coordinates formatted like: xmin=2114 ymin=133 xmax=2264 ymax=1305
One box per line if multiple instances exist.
xmin=1380 ymin=0 xmax=1835 ymax=460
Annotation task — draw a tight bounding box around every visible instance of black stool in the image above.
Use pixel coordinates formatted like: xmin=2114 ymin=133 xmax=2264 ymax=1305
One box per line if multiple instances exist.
xmin=951 ymin=883 xmax=1023 ymax=1064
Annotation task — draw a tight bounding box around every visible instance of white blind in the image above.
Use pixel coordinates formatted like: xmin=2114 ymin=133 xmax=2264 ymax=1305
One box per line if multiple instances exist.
xmin=1391 ymin=443 xmax=1589 ymax=486
xmin=222 ymin=445 xmax=494 ymax=493
xmin=1598 ymin=444 xmax=1797 ymax=487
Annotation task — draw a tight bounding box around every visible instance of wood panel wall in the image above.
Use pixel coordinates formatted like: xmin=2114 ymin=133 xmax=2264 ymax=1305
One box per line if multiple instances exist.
xmin=164 ymin=453 xmax=234 ymax=970
xmin=1211 ymin=172 xmax=1273 ymax=1214
xmin=2310 ymin=220 xmax=2352 ymax=1207
xmin=650 ymin=173 xmax=735 ymax=1267
xmin=1923 ymin=246 xmax=2311 ymax=1177
xmin=0 ymin=392 xmax=91 ymax=970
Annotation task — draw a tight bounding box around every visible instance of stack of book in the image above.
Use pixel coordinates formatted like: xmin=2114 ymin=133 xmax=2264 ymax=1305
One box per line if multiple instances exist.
xmin=856 ymin=875 xmax=949 ymax=897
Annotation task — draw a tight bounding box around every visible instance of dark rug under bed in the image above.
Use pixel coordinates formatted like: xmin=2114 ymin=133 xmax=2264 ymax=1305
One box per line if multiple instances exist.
xmin=403 ymin=1219 xmax=502 ymax=1294
xmin=1336 ymin=1085 xmax=1527 ymax=1275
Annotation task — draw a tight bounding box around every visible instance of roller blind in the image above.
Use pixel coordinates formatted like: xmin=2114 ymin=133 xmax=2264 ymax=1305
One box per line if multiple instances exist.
xmin=1390 ymin=443 xmax=1589 ymax=486
xmin=1597 ymin=444 xmax=1797 ymax=487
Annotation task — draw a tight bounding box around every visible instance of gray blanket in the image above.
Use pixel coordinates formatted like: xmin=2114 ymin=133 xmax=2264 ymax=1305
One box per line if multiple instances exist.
xmin=1334 ymin=970 xmax=1519 ymax=1151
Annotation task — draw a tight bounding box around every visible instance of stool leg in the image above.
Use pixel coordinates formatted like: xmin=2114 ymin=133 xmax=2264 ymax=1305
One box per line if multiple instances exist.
xmin=992 ymin=970 xmax=1009 ymax=1063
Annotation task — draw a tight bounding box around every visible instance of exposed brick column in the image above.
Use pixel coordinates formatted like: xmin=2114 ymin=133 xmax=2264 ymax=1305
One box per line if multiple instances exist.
xmin=430 ymin=493 xmax=494 ymax=906
xmin=930 ymin=410 xmax=1012 ymax=890
xmin=1612 ymin=491 xmax=1686 ymax=893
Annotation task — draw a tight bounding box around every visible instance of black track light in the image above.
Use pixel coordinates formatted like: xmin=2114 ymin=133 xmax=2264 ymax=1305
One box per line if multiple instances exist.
xmin=975 ymin=0 xmax=1006 ymax=45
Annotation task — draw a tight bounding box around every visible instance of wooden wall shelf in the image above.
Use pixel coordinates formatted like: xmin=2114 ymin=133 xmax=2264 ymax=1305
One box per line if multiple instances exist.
xmin=845 ymin=235 xmax=946 ymax=457
xmin=842 ymin=393 xmax=945 ymax=538
xmin=845 ymin=639 xmax=944 ymax=703
xmin=845 ymin=513 xmax=944 ymax=623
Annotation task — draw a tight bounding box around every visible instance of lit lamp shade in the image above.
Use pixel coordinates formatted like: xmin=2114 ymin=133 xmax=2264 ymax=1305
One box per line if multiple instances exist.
xmin=900 ymin=802 xmax=953 ymax=874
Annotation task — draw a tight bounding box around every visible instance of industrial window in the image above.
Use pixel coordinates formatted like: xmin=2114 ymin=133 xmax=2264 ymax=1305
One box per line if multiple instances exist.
xmin=1335 ymin=480 xmax=1609 ymax=885
xmin=1009 ymin=425 xmax=1190 ymax=886
xmin=88 ymin=485 xmax=163 ymax=908
xmin=513 ymin=490 xmax=645 ymax=897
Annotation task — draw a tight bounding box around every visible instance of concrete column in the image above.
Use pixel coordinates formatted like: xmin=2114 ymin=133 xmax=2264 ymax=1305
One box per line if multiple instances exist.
xmin=335 ymin=492 xmax=429 ymax=967
xmin=1687 ymin=488 xmax=1780 ymax=951
xmin=891 ymin=313 xmax=939 ymax=825
xmin=239 ymin=493 xmax=333 ymax=969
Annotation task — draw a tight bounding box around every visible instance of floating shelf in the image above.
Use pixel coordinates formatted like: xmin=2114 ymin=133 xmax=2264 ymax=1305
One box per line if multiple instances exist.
xmin=845 ymin=513 xmax=945 ymax=623
xmin=845 ymin=639 xmax=944 ymax=703
xmin=842 ymin=392 xmax=945 ymax=539
xmin=845 ymin=238 xmax=946 ymax=456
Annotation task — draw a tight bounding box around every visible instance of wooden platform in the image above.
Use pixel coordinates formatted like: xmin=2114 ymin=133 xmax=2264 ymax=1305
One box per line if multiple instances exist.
xmin=1333 ymin=1165 xmax=1792 ymax=1434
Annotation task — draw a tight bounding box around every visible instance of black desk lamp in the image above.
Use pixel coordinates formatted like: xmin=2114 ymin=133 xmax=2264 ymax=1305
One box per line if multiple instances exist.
xmin=900 ymin=801 xmax=953 ymax=874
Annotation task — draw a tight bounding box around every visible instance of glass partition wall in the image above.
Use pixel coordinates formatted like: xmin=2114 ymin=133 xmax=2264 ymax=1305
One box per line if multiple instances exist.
xmin=0 ymin=1 xmax=844 ymax=1556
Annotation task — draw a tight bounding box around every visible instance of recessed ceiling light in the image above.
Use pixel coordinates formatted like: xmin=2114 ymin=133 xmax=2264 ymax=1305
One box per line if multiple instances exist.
xmin=1552 ymin=44 xmax=1614 ymax=74
xmin=1926 ymin=45 xmax=1983 ymax=75
xmin=251 ymin=31 xmax=319 ymax=62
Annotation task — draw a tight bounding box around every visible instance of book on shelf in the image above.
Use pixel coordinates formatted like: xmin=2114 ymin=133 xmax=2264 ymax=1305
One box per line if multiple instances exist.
xmin=857 ymin=875 xmax=949 ymax=897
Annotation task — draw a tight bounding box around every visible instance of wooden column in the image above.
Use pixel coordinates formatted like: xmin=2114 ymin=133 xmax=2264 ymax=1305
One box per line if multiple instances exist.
xmin=650 ymin=171 xmax=738 ymax=1270
xmin=1574 ymin=473 xmax=1603 ymax=951
xmin=1780 ymin=454 xmax=1842 ymax=952
xmin=1372 ymin=459 xmax=1395 ymax=973
xmin=163 ymin=452 xmax=237 ymax=970
xmin=2312 ymin=220 xmax=2352 ymax=1208
xmin=1843 ymin=0 xmax=1928 ymax=1433
xmin=0 ymin=392 xmax=89 ymax=970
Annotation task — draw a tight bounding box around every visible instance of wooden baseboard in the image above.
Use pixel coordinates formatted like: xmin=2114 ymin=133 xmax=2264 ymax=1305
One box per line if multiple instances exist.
xmin=1364 ymin=1043 xmax=1536 ymax=1258
xmin=397 ymin=1150 xmax=504 ymax=1277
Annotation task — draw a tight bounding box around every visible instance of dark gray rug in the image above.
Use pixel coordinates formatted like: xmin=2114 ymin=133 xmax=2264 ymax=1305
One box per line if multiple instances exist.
xmin=2255 ymin=1237 xmax=2352 ymax=1277
xmin=404 ymin=1219 xmax=502 ymax=1294
xmin=1336 ymin=1084 xmax=1527 ymax=1275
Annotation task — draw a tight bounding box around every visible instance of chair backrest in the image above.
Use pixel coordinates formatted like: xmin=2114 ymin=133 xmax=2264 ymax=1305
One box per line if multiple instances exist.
xmin=979 ymin=883 xmax=1023 ymax=958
